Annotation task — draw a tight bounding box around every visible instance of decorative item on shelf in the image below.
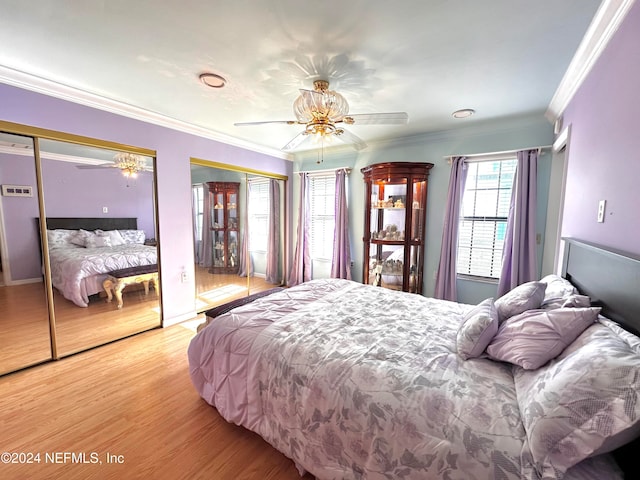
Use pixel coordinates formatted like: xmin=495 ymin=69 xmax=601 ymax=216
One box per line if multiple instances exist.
xmin=228 ymin=202 xmax=236 ymax=210
xmin=409 ymin=264 xmax=417 ymax=292
xmin=394 ymin=198 xmax=404 ymax=208
xmin=214 ymin=202 xmax=224 ymax=209
xmin=373 ymin=264 xmax=383 ymax=287
xmin=412 ymin=200 xmax=420 ymax=209
xmin=384 ymin=196 xmax=394 ymax=208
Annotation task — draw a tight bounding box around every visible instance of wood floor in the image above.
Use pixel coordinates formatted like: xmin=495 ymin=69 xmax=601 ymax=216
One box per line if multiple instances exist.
xmin=0 ymin=322 xmax=314 ymax=480
xmin=1 ymin=269 xmax=278 ymax=376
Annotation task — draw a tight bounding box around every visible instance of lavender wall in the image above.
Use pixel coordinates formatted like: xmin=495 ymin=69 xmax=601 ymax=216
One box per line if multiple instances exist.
xmin=41 ymin=159 xmax=155 ymax=237
xmin=0 ymin=82 xmax=292 ymax=323
xmin=560 ymin=1 xmax=640 ymax=255
xmin=0 ymin=152 xmax=42 ymax=280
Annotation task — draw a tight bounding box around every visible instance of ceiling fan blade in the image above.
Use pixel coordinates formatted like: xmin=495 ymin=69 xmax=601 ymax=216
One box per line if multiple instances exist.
xmin=344 ymin=112 xmax=409 ymax=125
xmin=75 ymin=163 xmax=117 ymax=169
xmin=282 ymin=131 xmax=309 ymax=151
xmin=334 ymin=129 xmax=368 ymax=151
xmin=234 ymin=120 xmax=297 ymax=126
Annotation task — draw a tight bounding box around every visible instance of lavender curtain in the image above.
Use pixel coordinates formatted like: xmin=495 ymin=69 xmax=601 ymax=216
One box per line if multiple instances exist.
xmin=497 ymin=149 xmax=538 ymax=296
xmin=265 ymin=179 xmax=281 ymax=284
xmin=195 ymin=184 xmax=213 ymax=267
xmin=434 ymin=157 xmax=468 ymax=301
xmin=331 ymin=169 xmax=352 ymax=280
xmin=238 ymin=181 xmax=252 ymax=277
xmin=289 ymin=172 xmax=311 ymax=286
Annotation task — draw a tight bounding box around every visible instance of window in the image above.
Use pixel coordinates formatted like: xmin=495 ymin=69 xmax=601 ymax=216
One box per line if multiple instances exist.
xmin=309 ymin=174 xmax=335 ymax=261
xmin=192 ymin=184 xmax=205 ymax=241
xmin=457 ymin=158 xmax=516 ymax=278
xmin=248 ymin=179 xmax=270 ymax=252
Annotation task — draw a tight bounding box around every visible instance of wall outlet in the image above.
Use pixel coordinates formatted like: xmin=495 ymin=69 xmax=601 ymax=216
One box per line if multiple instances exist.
xmin=597 ymin=200 xmax=606 ymax=223
xmin=180 ymin=270 xmax=188 ymax=283
xmin=102 ymin=206 xmax=109 ymax=213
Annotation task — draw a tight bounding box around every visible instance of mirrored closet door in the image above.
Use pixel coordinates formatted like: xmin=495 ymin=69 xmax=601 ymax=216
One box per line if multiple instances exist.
xmin=0 ymin=132 xmax=52 ymax=375
xmin=191 ymin=161 xmax=287 ymax=313
xmin=39 ymin=139 xmax=161 ymax=356
xmin=0 ymin=121 xmax=161 ymax=375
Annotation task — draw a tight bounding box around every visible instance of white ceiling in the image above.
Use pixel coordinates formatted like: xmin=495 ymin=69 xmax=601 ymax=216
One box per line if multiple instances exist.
xmin=0 ymin=1 xmax=606 ymax=158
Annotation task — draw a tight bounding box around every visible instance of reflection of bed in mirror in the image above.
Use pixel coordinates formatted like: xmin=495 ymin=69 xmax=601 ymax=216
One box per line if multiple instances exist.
xmin=44 ymin=217 xmax=157 ymax=307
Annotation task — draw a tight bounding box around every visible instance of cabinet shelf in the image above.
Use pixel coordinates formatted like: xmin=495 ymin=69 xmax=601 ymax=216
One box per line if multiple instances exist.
xmin=361 ymin=162 xmax=434 ymax=294
xmin=207 ymin=181 xmax=240 ymax=274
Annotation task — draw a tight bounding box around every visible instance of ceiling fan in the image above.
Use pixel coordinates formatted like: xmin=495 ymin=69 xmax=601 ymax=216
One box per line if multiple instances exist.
xmin=76 ymin=152 xmax=152 ymax=178
xmin=235 ymin=80 xmax=408 ymax=152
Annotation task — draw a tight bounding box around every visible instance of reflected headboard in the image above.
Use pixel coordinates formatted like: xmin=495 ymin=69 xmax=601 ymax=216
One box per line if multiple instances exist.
xmin=45 ymin=217 xmax=137 ymax=231
xmin=561 ymin=238 xmax=640 ymax=337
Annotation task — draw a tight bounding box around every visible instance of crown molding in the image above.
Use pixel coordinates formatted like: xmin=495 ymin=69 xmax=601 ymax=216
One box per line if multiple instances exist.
xmin=0 ymin=65 xmax=292 ymax=161
xmin=546 ymin=0 xmax=636 ymax=122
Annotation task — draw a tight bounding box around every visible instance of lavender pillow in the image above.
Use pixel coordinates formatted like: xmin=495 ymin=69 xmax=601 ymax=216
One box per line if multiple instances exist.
xmin=494 ymin=281 xmax=546 ymax=322
xmin=514 ymin=319 xmax=640 ymax=476
xmin=456 ymin=298 xmax=498 ymax=360
xmin=486 ymin=307 xmax=600 ymax=370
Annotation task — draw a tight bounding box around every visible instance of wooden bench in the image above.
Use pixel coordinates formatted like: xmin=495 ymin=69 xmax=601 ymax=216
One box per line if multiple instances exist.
xmin=103 ymin=264 xmax=159 ymax=309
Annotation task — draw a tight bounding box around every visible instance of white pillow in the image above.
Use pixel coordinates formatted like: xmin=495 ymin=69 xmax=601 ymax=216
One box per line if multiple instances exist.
xmin=46 ymin=229 xmax=79 ymax=248
xmin=85 ymin=235 xmax=112 ymax=248
xmin=98 ymin=229 xmax=126 ymax=246
xmin=540 ymin=274 xmax=578 ymax=309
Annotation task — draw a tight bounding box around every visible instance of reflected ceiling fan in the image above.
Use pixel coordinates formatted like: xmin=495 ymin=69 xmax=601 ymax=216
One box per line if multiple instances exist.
xmin=235 ymin=80 xmax=408 ymax=152
xmin=76 ymin=152 xmax=152 ymax=178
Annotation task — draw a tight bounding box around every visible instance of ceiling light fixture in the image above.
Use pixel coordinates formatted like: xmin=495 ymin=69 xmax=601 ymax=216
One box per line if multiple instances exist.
xmin=452 ymin=108 xmax=475 ymax=119
xmin=199 ymin=72 xmax=227 ymax=88
xmin=294 ymin=80 xmax=349 ymax=164
xmin=114 ymin=152 xmax=146 ymax=178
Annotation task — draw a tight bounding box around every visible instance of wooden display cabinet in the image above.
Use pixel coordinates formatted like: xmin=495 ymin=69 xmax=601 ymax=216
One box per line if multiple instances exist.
xmin=207 ymin=181 xmax=240 ymax=274
xmin=361 ymin=162 xmax=434 ymax=293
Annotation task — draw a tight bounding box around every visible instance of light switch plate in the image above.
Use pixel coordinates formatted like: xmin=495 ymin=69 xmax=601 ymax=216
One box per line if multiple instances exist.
xmin=597 ymin=200 xmax=606 ymax=223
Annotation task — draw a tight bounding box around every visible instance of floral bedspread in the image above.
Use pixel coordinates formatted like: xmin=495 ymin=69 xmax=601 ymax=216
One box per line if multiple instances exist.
xmin=49 ymin=244 xmax=157 ymax=307
xmin=246 ymin=279 xmax=533 ymax=479
xmin=189 ymin=279 xmax=623 ymax=480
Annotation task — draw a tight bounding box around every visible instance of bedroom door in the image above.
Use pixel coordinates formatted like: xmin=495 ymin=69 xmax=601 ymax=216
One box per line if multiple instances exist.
xmin=38 ymin=139 xmax=162 ymax=357
xmin=0 ymin=132 xmax=53 ymax=375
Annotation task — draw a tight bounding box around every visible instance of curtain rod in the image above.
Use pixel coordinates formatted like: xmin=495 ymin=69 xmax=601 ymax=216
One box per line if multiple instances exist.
xmin=293 ymin=167 xmax=352 ymax=175
xmin=444 ymin=145 xmax=552 ymax=163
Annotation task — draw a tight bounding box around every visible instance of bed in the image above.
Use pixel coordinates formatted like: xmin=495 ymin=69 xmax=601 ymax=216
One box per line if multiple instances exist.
xmin=44 ymin=217 xmax=157 ymax=307
xmin=188 ymin=238 xmax=640 ymax=479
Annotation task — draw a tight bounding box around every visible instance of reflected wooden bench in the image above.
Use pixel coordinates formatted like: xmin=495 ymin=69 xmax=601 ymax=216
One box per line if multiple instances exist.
xmin=103 ymin=264 xmax=159 ymax=309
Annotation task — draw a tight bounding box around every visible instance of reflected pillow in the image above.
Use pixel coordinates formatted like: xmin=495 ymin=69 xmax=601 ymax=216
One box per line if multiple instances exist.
xmin=97 ymin=229 xmax=126 ymax=246
xmin=494 ymin=281 xmax=546 ymax=322
xmin=486 ymin=307 xmax=600 ymax=370
xmin=456 ymin=298 xmax=498 ymax=360
xmin=46 ymin=229 xmax=80 ymax=248
xmin=85 ymin=235 xmax=112 ymax=248
xmin=118 ymin=229 xmax=146 ymax=244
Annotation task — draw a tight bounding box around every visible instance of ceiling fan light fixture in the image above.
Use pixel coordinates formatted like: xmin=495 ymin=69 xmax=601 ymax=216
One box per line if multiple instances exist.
xmin=452 ymin=108 xmax=475 ymax=119
xmin=199 ymin=72 xmax=227 ymax=89
xmin=114 ymin=152 xmax=146 ymax=177
xmin=293 ymin=80 xmax=349 ymax=124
